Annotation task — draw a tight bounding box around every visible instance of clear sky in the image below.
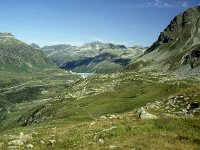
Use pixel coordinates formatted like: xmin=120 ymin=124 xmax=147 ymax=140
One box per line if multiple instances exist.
xmin=0 ymin=0 xmax=199 ymax=47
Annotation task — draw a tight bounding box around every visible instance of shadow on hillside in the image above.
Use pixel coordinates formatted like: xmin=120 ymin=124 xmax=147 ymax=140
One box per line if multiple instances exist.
xmin=60 ymin=53 xmax=131 ymax=70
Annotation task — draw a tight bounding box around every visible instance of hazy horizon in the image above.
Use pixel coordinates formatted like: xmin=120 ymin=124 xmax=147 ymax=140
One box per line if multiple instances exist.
xmin=0 ymin=0 xmax=199 ymax=47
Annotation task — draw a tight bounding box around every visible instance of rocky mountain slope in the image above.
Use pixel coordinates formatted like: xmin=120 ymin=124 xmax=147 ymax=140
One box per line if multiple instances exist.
xmin=128 ymin=6 xmax=200 ymax=75
xmin=0 ymin=33 xmax=55 ymax=73
xmin=40 ymin=42 xmax=145 ymax=73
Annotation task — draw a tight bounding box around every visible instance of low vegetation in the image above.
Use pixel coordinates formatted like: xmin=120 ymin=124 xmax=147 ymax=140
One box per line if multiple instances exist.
xmin=0 ymin=71 xmax=199 ymax=149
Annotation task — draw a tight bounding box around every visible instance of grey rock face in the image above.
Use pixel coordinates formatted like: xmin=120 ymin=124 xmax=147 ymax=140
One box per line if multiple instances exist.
xmin=129 ymin=6 xmax=200 ymax=75
xmin=184 ymin=46 xmax=200 ymax=68
xmin=146 ymin=6 xmax=200 ymax=54
xmin=137 ymin=107 xmax=158 ymax=119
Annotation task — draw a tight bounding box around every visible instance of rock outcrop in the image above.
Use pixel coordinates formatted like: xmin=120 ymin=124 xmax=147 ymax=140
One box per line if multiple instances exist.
xmin=137 ymin=107 xmax=158 ymax=119
xmin=184 ymin=45 xmax=200 ymax=68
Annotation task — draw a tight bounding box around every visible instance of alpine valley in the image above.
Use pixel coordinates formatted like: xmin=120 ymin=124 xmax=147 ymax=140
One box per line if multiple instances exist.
xmin=0 ymin=6 xmax=200 ymax=150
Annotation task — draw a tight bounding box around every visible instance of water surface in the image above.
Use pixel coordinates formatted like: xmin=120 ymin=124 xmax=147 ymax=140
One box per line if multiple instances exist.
xmin=75 ymin=73 xmax=95 ymax=78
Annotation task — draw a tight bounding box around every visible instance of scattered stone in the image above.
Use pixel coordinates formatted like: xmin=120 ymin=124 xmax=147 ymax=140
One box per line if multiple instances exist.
xmin=162 ymin=113 xmax=176 ymax=118
xmin=128 ymin=113 xmax=134 ymax=117
xmin=108 ymin=115 xmax=117 ymax=119
xmin=49 ymin=140 xmax=56 ymax=145
xmin=40 ymin=140 xmax=45 ymax=145
xmin=9 ymin=139 xmax=24 ymax=146
xmin=165 ymin=100 xmax=173 ymax=106
xmin=109 ymin=145 xmax=119 ymax=150
xmin=168 ymin=96 xmax=175 ymax=100
xmin=94 ymin=126 xmax=117 ymax=141
xmin=90 ymin=121 xmax=96 ymax=126
xmin=8 ymin=146 xmax=18 ymax=150
xmin=181 ymin=108 xmax=187 ymax=114
xmin=98 ymin=139 xmax=104 ymax=145
xmin=26 ymin=144 xmax=33 ymax=148
xmin=140 ymin=111 xmax=158 ymax=119
xmin=145 ymin=103 xmax=159 ymax=110
xmin=184 ymin=97 xmax=190 ymax=101
xmin=186 ymin=104 xmax=191 ymax=109
xmin=8 ymin=132 xmax=33 ymax=146
xmin=136 ymin=107 xmax=144 ymax=113
xmin=155 ymin=101 xmax=162 ymax=105
xmin=108 ymin=114 xmax=121 ymax=119
xmin=137 ymin=107 xmax=158 ymax=119
xmin=100 ymin=116 xmax=107 ymax=119
xmin=101 ymin=126 xmax=117 ymax=133
xmin=20 ymin=132 xmax=32 ymax=143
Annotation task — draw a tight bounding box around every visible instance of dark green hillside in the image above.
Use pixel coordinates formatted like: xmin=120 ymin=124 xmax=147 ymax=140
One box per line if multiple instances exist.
xmin=0 ymin=33 xmax=81 ymax=130
xmin=0 ymin=33 xmax=54 ymax=73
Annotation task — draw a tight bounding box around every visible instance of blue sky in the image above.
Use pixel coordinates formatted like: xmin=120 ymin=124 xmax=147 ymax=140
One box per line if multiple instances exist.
xmin=0 ymin=0 xmax=199 ymax=47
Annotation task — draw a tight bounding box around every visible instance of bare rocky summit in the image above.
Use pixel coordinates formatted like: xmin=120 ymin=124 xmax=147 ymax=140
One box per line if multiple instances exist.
xmin=128 ymin=6 xmax=200 ymax=76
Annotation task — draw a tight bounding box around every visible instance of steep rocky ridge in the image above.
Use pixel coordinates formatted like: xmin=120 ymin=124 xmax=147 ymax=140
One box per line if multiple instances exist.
xmin=128 ymin=6 xmax=200 ymax=74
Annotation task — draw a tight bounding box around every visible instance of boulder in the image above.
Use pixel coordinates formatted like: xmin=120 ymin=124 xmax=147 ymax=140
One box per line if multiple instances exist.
xmin=137 ymin=107 xmax=158 ymax=119
xmin=98 ymin=139 xmax=104 ymax=145
xmin=49 ymin=140 xmax=56 ymax=145
xmin=26 ymin=144 xmax=33 ymax=148
xmin=109 ymin=145 xmax=119 ymax=150
xmin=184 ymin=97 xmax=190 ymax=101
xmin=40 ymin=140 xmax=45 ymax=145
xmin=8 ymin=139 xmax=24 ymax=146
xmin=100 ymin=116 xmax=107 ymax=119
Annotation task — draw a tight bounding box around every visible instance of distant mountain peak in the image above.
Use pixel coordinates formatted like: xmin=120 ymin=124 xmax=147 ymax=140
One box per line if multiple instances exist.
xmin=42 ymin=44 xmax=72 ymax=51
xmin=30 ymin=43 xmax=40 ymax=49
xmin=81 ymin=41 xmax=126 ymax=50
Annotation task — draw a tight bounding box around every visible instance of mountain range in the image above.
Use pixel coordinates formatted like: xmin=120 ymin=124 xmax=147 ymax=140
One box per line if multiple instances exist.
xmin=32 ymin=42 xmax=146 ymax=73
xmin=0 ymin=6 xmax=199 ymax=150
